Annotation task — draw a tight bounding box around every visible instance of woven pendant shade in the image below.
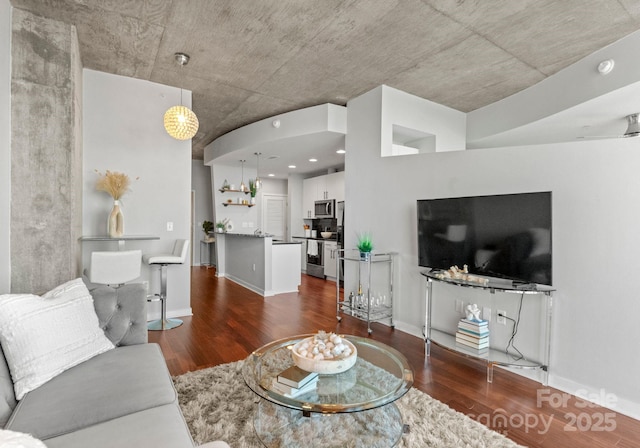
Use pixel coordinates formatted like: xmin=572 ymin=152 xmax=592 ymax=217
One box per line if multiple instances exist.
xmin=164 ymin=105 xmax=199 ymax=140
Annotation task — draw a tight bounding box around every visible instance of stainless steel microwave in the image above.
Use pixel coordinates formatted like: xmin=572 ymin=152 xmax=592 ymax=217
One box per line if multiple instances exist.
xmin=314 ymin=199 xmax=335 ymax=219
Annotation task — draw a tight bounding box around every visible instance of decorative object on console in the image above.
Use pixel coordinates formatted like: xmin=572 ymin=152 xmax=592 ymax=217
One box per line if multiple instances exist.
xmin=95 ymin=169 xmax=137 ymax=238
xmin=291 ymin=331 xmax=357 ymax=374
xmin=163 ymin=53 xmax=199 ymax=140
xmin=465 ymin=303 xmax=481 ymax=321
xmin=455 ymin=318 xmax=490 ymax=352
xmin=434 ymin=265 xmax=489 ymax=286
xmin=356 ymin=232 xmax=373 ymax=260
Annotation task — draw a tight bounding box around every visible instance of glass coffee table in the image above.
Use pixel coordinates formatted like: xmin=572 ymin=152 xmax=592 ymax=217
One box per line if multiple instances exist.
xmin=242 ymin=334 xmax=414 ymax=447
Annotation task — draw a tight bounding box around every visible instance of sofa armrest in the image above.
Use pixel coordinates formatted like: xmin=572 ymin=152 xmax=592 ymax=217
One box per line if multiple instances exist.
xmin=87 ymin=283 xmax=148 ymax=346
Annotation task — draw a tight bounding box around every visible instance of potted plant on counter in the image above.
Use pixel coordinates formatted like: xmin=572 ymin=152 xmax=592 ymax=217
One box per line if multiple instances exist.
xmin=216 ymin=219 xmax=229 ymax=233
xmin=356 ymin=232 xmax=373 ymax=261
xmin=202 ymin=220 xmax=215 ymax=242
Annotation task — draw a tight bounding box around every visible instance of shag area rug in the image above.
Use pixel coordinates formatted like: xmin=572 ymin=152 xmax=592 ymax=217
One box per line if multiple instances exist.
xmin=174 ymin=360 xmax=523 ymax=448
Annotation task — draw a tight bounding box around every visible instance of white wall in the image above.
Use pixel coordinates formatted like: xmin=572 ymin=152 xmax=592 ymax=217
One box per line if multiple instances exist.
xmin=192 ymin=160 xmax=213 ymax=265
xmin=82 ymin=69 xmax=192 ymax=320
xmin=0 ymin=0 xmax=11 ymax=293
xmin=347 ymin=87 xmax=640 ymax=419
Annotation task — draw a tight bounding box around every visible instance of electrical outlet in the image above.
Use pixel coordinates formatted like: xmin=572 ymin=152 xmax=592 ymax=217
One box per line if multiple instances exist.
xmin=252 ymin=263 xmax=256 ymax=272
xmin=483 ymin=307 xmax=491 ymax=322
xmin=166 ymin=221 xmax=173 ymax=231
xmin=455 ymin=299 xmax=463 ymax=313
xmin=497 ymin=310 xmax=507 ymax=325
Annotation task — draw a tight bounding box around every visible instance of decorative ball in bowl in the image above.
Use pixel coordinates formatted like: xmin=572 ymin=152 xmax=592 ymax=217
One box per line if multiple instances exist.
xmin=321 ymin=231 xmax=332 ymax=238
xmin=291 ymin=332 xmax=357 ymax=374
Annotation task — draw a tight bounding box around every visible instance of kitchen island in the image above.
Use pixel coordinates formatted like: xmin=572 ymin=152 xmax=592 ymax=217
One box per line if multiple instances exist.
xmin=215 ymin=232 xmax=301 ymax=297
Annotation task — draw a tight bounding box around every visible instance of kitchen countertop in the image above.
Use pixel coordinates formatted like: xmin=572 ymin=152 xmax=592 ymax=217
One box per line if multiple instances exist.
xmin=219 ymin=232 xmax=301 ymax=244
xmin=219 ymin=232 xmax=274 ymax=238
xmin=292 ymin=235 xmax=338 ymax=242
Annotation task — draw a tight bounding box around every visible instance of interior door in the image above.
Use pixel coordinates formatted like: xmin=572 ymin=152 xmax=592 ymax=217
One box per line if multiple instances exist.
xmin=262 ymin=194 xmax=287 ymax=240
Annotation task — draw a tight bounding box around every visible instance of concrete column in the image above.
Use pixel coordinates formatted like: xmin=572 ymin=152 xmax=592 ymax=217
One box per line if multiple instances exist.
xmin=10 ymin=9 xmax=82 ymax=293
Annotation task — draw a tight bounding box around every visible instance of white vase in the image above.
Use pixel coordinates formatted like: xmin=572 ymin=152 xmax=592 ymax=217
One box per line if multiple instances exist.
xmin=108 ymin=200 xmax=124 ymax=237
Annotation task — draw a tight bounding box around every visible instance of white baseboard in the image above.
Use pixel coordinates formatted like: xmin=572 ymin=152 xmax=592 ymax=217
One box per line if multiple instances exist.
xmin=550 ymin=374 xmax=640 ymax=421
xmin=394 ymin=319 xmax=640 ymax=422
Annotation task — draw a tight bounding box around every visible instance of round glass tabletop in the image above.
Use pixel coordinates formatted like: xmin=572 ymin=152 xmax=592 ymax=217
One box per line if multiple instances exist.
xmin=242 ymin=334 xmax=414 ymax=414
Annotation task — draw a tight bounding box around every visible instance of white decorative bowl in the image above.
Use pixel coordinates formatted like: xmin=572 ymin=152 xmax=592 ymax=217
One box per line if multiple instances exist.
xmin=321 ymin=231 xmax=332 ymax=238
xmin=291 ymin=337 xmax=357 ymax=374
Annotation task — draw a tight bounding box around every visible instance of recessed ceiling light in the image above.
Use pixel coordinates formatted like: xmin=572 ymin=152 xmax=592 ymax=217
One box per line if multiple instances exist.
xmin=336 ymin=149 xmax=346 ymax=154
xmin=597 ymin=59 xmax=614 ymax=75
xmin=288 ymin=165 xmax=296 ymax=169
xmin=309 ymin=158 xmax=318 ymax=162
xmin=268 ymin=173 xmax=274 ymax=177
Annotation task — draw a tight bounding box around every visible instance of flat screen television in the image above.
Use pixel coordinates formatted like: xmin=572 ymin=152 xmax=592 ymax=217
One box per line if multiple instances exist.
xmin=417 ymin=192 xmax=552 ymax=285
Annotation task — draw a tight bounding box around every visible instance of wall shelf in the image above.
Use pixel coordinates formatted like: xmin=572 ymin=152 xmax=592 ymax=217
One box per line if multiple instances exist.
xmin=222 ymin=203 xmax=254 ymax=207
xmin=220 ymin=189 xmax=250 ymax=194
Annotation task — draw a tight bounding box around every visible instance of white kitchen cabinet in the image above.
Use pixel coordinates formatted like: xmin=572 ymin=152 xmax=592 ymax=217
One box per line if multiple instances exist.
xmin=324 ymin=171 xmax=344 ymax=203
xmin=324 ymin=241 xmax=338 ymax=279
xmin=302 ymin=177 xmax=319 ymax=218
xmin=302 ymin=172 xmax=345 ymax=218
xmin=292 ymin=237 xmax=307 ymax=272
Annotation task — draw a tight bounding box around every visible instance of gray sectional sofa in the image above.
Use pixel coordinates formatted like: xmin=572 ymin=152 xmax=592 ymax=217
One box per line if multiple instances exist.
xmin=0 ymin=282 xmax=226 ymax=448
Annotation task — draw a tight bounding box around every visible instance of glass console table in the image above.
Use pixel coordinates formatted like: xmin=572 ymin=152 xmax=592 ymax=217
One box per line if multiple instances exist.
xmin=242 ymin=334 xmax=413 ymax=447
xmin=421 ymin=269 xmax=555 ymax=384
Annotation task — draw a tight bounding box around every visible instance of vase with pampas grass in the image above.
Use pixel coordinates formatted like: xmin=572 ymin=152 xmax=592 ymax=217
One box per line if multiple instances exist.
xmin=95 ymin=170 xmax=137 ymax=238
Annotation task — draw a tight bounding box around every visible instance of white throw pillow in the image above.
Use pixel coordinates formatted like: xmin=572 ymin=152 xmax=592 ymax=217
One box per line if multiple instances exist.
xmin=0 ymin=429 xmax=47 ymax=448
xmin=0 ymin=278 xmax=114 ymax=400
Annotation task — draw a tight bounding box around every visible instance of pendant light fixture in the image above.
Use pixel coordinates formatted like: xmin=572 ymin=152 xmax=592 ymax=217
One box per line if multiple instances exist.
xmin=239 ymin=159 xmax=247 ymax=192
xmin=254 ymin=152 xmax=262 ymax=190
xmin=164 ymin=53 xmax=199 ymax=140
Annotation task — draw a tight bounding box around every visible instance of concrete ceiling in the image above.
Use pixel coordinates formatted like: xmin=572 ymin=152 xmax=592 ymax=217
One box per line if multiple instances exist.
xmin=10 ymin=0 xmax=640 ymax=167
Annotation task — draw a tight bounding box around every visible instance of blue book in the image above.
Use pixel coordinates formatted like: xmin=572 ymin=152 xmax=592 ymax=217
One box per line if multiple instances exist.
xmin=458 ymin=327 xmax=489 ymax=337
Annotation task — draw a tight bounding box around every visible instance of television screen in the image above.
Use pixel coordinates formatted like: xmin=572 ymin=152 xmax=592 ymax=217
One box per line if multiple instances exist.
xmin=417 ymin=192 xmax=552 ymax=285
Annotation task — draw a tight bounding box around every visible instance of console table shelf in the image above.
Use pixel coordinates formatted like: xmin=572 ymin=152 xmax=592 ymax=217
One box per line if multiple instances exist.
xmin=421 ymin=269 xmax=554 ymax=384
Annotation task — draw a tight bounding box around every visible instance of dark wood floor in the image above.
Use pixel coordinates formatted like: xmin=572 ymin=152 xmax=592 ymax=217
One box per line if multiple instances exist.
xmin=150 ymin=267 xmax=640 ymax=447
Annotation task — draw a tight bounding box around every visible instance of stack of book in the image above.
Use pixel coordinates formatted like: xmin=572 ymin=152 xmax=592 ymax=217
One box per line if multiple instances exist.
xmin=271 ymin=365 xmax=319 ymax=398
xmin=455 ymin=318 xmax=489 ymax=352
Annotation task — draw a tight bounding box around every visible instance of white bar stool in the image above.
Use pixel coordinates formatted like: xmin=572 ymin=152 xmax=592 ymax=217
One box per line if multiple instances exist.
xmin=144 ymin=239 xmax=189 ymax=331
xmin=86 ymin=250 xmax=142 ymax=286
